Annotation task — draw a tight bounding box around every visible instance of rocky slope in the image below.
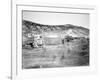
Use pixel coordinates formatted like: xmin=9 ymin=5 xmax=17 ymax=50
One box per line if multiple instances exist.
xmin=23 ymin=20 xmax=89 ymax=37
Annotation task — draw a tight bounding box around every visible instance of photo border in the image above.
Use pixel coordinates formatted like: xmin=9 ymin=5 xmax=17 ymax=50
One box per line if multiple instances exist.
xmin=11 ymin=2 xmax=97 ymax=80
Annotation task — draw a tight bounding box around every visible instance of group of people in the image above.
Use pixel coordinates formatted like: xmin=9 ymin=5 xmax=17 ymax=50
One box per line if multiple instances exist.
xmin=23 ymin=32 xmax=44 ymax=49
xmin=33 ymin=34 xmax=44 ymax=48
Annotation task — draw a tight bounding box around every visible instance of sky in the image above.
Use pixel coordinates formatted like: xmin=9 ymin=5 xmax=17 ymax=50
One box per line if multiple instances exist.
xmin=23 ymin=11 xmax=89 ymax=29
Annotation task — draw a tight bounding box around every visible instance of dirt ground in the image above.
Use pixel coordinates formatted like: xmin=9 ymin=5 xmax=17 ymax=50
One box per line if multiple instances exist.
xmin=22 ymin=41 xmax=89 ymax=69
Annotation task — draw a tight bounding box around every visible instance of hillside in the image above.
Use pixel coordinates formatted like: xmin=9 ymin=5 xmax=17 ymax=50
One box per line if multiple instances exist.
xmin=22 ymin=20 xmax=89 ymax=69
xmin=23 ymin=20 xmax=89 ymax=38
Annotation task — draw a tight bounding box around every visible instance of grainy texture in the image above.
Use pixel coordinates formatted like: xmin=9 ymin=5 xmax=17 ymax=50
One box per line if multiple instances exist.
xmin=22 ymin=20 xmax=89 ymax=69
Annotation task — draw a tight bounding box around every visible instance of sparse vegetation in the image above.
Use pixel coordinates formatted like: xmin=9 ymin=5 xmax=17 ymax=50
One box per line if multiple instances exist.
xmin=22 ymin=20 xmax=89 ymax=69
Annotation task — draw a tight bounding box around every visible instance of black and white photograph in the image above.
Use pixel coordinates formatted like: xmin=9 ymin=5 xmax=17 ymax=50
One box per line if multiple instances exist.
xmin=22 ymin=10 xmax=89 ymax=69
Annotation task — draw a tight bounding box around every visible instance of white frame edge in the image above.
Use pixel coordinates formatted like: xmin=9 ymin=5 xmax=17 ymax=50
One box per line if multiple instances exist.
xmin=11 ymin=1 xmax=97 ymax=80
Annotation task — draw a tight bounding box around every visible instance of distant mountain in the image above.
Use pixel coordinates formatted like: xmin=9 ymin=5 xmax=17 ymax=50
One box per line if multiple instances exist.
xmin=22 ymin=20 xmax=89 ymax=38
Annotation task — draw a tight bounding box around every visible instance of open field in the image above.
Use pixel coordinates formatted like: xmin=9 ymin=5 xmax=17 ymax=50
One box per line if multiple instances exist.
xmin=22 ymin=41 xmax=89 ymax=69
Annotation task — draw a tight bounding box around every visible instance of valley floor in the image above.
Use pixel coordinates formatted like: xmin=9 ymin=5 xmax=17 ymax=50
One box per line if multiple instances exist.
xmin=22 ymin=43 xmax=89 ymax=69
